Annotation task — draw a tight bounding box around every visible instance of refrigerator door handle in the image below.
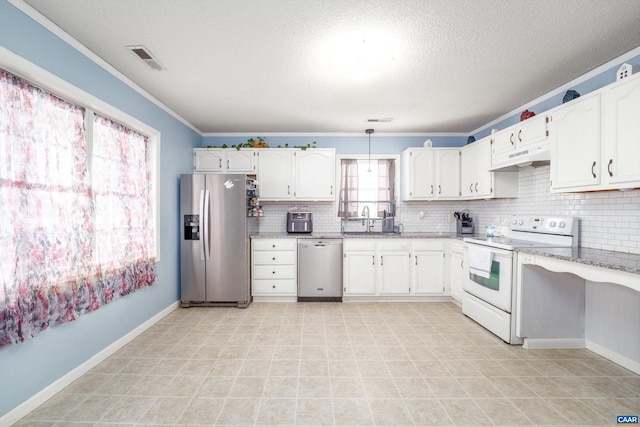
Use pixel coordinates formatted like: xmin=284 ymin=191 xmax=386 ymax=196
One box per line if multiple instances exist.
xmin=199 ymin=189 xmax=205 ymax=260
xmin=203 ymin=189 xmax=211 ymax=260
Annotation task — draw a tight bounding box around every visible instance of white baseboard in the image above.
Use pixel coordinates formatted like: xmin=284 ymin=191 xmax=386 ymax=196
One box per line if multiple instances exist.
xmin=586 ymin=340 xmax=640 ymax=375
xmin=342 ymin=296 xmax=453 ymax=303
xmin=1 ymin=301 xmax=179 ymax=427
xmin=522 ymin=338 xmax=586 ymax=350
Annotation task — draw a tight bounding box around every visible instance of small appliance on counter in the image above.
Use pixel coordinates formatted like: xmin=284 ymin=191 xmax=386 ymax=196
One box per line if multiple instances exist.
xmin=381 ymin=210 xmax=394 ymax=233
xmin=454 ymin=210 xmax=474 ymax=235
xmin=287 ymin=208 xmax=313 ymax=233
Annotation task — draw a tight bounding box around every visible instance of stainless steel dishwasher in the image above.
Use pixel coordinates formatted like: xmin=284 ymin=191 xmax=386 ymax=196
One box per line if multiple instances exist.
xmin=297 ymin=239 xmax=343 ymax=302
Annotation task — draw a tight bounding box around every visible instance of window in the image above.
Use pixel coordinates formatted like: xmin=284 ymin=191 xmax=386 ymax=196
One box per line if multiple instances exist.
xmin=0 ymin=68 xmax=158 ymax=347
xmin=338 ymin=158 xmax=396 ymax=218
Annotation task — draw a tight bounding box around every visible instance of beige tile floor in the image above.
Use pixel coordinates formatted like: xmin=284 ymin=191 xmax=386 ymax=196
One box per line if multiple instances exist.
xmin=16 ymin=302 xmax=640 ymax=426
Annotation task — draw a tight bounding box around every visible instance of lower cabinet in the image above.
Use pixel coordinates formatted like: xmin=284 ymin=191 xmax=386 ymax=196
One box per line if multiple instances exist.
xmin=343 ymin=239 xmax=446 ymax=297
xmin=448 ymin=240 xmax=466 ymax=302
xmin=412 ymin=240 xmax=445 ymax=294
xmin=251 ymin=238 xmax=297 ymax=297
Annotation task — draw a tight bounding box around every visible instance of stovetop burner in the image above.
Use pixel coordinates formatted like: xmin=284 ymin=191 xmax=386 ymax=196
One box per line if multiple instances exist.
xmin=464 ymin=215 xmax=580 ymax=250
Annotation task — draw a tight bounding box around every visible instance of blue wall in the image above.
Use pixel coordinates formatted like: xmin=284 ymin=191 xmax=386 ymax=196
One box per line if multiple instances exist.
xmin=201 ymin=134 xmax=467 ymax=153
xmin=1 ymin=0 xmax=639 ymax=418
xmin=0 ymin=0 xmax=199 ymax=417
xmin=471 ymin=53 xmax=640 ymax=140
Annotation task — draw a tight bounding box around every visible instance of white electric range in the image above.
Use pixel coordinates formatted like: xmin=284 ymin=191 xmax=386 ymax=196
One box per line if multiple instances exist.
xmin=462 ymin=215 xmax=579 ymax=344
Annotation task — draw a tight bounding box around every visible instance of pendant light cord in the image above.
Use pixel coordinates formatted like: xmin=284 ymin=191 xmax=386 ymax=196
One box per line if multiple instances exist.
xmin=366 ymin=128 xmax=374 ymax=172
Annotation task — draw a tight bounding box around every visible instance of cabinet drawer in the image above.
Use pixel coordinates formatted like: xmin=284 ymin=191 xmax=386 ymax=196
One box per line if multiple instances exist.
xmin=252 ymin=239 xmax=297 ymax=251
xmin=253 ymin=265 xmax=296 ymax=279
xmin=253 ymin=279 xmax=296 ymax=295
xmin=253 ymin=251 xmax=296 ymax=265
xmin=411 ymin=239 xmax=445 ymax=251
xmin=343 ymin=239 xmax=376 ymax=251
xmin=377 ymin=240 xmax=410 ymax=251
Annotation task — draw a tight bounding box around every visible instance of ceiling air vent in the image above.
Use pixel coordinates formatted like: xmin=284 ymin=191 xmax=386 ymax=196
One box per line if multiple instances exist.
xmin=367 ymin=118 xmax=393 ymax=122
xmin=126 ymin=45 xmax=163 ymax=70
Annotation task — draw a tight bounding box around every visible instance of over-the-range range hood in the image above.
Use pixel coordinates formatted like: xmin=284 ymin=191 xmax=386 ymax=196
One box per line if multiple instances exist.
xmin=488 ymin=140 xmax=551 ymax=172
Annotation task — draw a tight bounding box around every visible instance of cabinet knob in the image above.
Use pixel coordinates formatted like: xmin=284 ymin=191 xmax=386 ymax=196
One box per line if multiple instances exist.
xmin=272 ymin=285 xmax=276 ymax=288
xmin=272 ymin=271 xmax=276 ymax=274
xmin=272 ymin=257 xmax=276 ymax=261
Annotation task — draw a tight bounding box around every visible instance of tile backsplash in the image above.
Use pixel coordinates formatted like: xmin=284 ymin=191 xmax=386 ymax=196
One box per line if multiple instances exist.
xmin=258 ymin=165 xmax=639 ymax=254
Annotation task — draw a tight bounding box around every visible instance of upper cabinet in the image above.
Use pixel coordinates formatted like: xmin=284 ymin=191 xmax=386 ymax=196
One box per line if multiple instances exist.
xmin=460 ymin=137 xmax=518 ymax=199
xmin=257 ymin=148 xmax=335 ymax=201
xmin=401 ymin=148 xmax=460 ymax=200
xmin=602 ymin=73 xmax=640 ymax=189
xmin=194 ymin=148 xmax=256 ymax=173
xmin=490 ymin=114 xmax=549 ymax=170
xmin=295 ymin=149 xmax=336 ymax=200
xmin=549 ymin=93 xmax=602 ymax=192
xmin=551 ymin=73 xmax=640 ymax=193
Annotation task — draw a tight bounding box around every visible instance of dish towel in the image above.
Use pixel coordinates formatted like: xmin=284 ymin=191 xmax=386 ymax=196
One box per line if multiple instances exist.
xmin=468 ymin=245 xmax=493 ymax=279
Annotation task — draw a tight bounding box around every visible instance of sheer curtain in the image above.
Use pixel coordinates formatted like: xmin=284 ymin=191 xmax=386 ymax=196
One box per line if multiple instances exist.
xmin=376 ymin=159 xmax=395 ymax=216
xmin=0 ymin=70 xmax=156 ymax=347
xmin=338 ymin=159 xmax=359 ymax=217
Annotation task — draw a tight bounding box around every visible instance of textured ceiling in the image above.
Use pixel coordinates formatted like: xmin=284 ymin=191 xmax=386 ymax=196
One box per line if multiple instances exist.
xmin=20 ymin=0 xmax=640 ymax=134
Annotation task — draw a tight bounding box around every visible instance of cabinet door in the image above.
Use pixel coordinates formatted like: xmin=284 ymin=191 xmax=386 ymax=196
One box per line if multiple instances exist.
xmin=517 ymin=114 xmax=548 ymax=148
xmin=194 ymin=149 xmax=224 ymax=172
xmin=436 ymin=149 xmax=460 ymax=198
xmin=343 ymin=251 xmax=377 ymax=295
xmin=407 ymin=149 xmax=435 ymax=199
xmin=413 ymin=251 xmax=444 ymax=294
xmin=380 ymin=251 xmax=411 ymax=294
xmin=603 ymin=76 xmax=640 ymax=188
xmin=474 ymin=137 xmax=493 ymax=197
xmin=226 ymin=150 xmax=256 ymax=172
xmin=295 ymin=149 xmax=335 ymax=200
xmin=449 ymin=250 xmax=464 ymax=301
xmin=550 ymin=94 xmax=601 ymax=191
xmin=460 ymin=144 xmax=476 ymax=198
xmin=491 ymin=128 xmax=516 ymax=157
xmin=257 ymin=150 xmax=294 ymax=200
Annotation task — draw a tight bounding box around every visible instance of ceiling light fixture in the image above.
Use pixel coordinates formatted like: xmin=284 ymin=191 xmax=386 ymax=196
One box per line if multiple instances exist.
xmin=126 ymin=45 xmax=164 ymax=70
xmin=366 ymin=128 xmax=374 ymax=172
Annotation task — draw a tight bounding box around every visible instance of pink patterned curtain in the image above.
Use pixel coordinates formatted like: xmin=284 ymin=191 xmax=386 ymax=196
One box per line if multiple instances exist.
xmin=0 ymin=69 xmax=156 ymax=347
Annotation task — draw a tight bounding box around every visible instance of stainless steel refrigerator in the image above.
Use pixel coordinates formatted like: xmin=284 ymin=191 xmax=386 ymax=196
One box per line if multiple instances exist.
xmin=180 ymin=174 xmax=258 ymax=308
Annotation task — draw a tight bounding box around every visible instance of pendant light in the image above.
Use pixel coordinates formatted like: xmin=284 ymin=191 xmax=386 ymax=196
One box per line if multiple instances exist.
xmin=366 ymin=128 xmax=374 ymax=172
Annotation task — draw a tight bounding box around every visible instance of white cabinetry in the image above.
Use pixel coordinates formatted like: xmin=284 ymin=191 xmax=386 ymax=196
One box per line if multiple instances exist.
xmin=448 ymin=240 xmax=465 ymax=303
xmin=491 ymin=114 xmax=548 ymax=166
xmin=460 ymin=137 xmax=518 ymax=199
xmin=194 ymin=148 xmax=256 ymax=173
xmin=550 ymin=93 xmax=602 ymax=192
xmin=343 ymin=240 xmax=377 ymax=295
xmin=257 ymin=148 xmax=335 ymax=200
xmin=402 ymin=148 xmax=460 ymax=200
xmin=343 ymin=239 xmax=411 ymax=296
xmin=251 ymin=238 xmax=297 ymax=299
xmin=343 ymin=239 xmax=447 ymax=297
xmin=551 ymin=74 xmax=640 ymax=193
xmin=295 ymin=149 xmax=336 ymax=199
xmin=602 ymin=73 xmax=640 ymax=190
xmin=379 ymin=240 xmax=411 ymax=294
xmin=257 ymin=149 xmax=294 ymax=199
xmin=411 ymin=240 xmax=445 ymax=295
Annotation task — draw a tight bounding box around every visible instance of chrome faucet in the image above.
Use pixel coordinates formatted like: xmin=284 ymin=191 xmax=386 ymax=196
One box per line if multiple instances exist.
xmin=361 ymin=206 xmax=371 ymax=232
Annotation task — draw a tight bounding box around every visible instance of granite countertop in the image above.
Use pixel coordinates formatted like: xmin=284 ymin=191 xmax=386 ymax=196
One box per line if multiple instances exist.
xmin=517 ymin=246 xmax=640 ymax=275
xmin=250 ymin=232 xmax=462 ymax=239
xmin=250 ymin=233 xmax=640 ymax=275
